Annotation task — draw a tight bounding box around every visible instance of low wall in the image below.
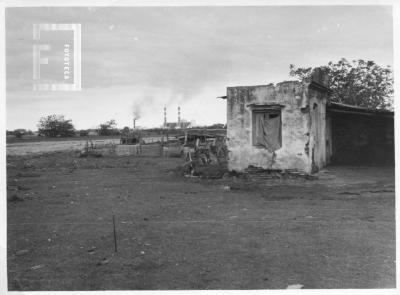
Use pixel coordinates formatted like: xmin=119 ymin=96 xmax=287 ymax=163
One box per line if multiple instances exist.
xmin=115 ymin=144 xmax=162 ymax=157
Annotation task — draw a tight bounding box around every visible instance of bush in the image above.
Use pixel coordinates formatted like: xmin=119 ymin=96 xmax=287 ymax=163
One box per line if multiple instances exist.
xmin=37 ymin=114 xmax=75 ymax=137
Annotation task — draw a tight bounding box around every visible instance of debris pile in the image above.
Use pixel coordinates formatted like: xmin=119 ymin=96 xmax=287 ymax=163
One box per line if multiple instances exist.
xmin=182 ymin=140 xmax=228 ymax=178
xmin=244 ymin=166 xmax=318 ymax=180
xmin=79 ymin=141 xmax=103 ymax=158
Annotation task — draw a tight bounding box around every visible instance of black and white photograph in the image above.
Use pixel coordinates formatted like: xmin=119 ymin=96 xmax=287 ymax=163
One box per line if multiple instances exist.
xmin=2 ymin=0 xmax=398 ymax=292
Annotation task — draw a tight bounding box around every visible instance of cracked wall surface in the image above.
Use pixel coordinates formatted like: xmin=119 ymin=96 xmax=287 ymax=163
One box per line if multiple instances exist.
xmin=226 ymin=81 xmax=327 ymax=174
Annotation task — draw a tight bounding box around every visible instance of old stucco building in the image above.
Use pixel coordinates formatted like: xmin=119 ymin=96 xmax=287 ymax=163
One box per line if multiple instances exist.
xmin=222 ymin=69 xmax=394 ymax=174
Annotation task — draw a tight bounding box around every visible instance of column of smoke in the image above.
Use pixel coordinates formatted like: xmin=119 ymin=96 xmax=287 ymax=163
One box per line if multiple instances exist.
xmin=132 ymin=104 xmax=182 ymax=129
xmin=132 ymin=104 xmax=141 ymax=130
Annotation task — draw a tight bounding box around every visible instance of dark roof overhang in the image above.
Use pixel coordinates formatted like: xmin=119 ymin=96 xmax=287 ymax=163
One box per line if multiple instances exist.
xmin=327 ymin=102 xmax=394 ymax=118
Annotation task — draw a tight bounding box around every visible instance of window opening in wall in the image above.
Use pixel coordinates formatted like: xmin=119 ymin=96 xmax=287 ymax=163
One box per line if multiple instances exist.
xmin=252 ymin=109 xmax=282 ymax=152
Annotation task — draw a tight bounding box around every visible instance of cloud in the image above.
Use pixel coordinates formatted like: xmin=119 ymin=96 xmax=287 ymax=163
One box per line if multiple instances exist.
xmin=5 ymin=6 xmax=394 ymax=130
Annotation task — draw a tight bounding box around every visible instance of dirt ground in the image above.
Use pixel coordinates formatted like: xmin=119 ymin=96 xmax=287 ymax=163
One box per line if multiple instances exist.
xmin=7 ymin=150 xmax=395 ymax=290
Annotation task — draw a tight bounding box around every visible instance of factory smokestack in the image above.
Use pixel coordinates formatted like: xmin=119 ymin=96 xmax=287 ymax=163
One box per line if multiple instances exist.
xmin=164 ymin=106 xmax=167 ymax=128
xmin=178 ymin=106 xmax=181 ymax=127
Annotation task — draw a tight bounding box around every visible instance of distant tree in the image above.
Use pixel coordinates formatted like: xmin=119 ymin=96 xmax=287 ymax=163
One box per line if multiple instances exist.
xmin=79 ymin=129 xmax=89 ymax=137
xmin=14 ymin=129 xmax=27 ymax=138
xmin=98 ymin=119 xmax=119 ymax=136
xmin=289 ymin=58 xmax=393 ymax=110
xmin=37 ymin=114 xmax=75 ymax=137
xmin=121 ymin=126 xmax=130 ymax=135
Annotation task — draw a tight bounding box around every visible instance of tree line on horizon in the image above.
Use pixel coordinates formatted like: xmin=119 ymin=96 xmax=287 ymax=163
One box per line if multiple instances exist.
xmin=7 ymin=115 xmax=227 ymax=139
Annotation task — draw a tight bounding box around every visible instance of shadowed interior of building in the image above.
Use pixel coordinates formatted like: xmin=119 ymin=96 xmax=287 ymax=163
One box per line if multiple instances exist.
xmin=326 ymin=103 xmax=394 ymax=166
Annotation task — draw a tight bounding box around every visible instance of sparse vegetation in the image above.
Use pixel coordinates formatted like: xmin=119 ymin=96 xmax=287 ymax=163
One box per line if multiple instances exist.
xmin=98 ymin=119 xmax=120 ymax=136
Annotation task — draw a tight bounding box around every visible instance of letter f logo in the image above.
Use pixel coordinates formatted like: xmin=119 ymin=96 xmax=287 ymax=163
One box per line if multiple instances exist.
xmin=33 ymin=24 xmax=51 ymax=80
xmin=32 ymin=23 xmax=81 ymax=91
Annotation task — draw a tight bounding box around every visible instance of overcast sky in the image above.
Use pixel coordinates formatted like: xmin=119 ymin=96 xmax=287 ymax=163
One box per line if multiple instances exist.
xmin=6 ymin=6 xmax=393 ymax=130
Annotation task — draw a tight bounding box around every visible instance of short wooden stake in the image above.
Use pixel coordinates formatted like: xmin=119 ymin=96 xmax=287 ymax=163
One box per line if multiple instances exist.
xmin=113 ymin=215 xmax=118 ymax=252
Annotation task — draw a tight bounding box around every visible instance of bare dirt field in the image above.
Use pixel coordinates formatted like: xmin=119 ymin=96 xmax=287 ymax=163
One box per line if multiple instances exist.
xmin=6 ymin=138 xmax=120 ymax=156
xmin=6 ymin=136 xmax=162 ymax=156
xmin=7 ymin=149 xmax=395 ymax=290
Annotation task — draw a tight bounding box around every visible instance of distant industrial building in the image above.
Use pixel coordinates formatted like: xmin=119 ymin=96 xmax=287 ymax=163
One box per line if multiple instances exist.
xmin=163 ymin=106 xmax=191 ymax=129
